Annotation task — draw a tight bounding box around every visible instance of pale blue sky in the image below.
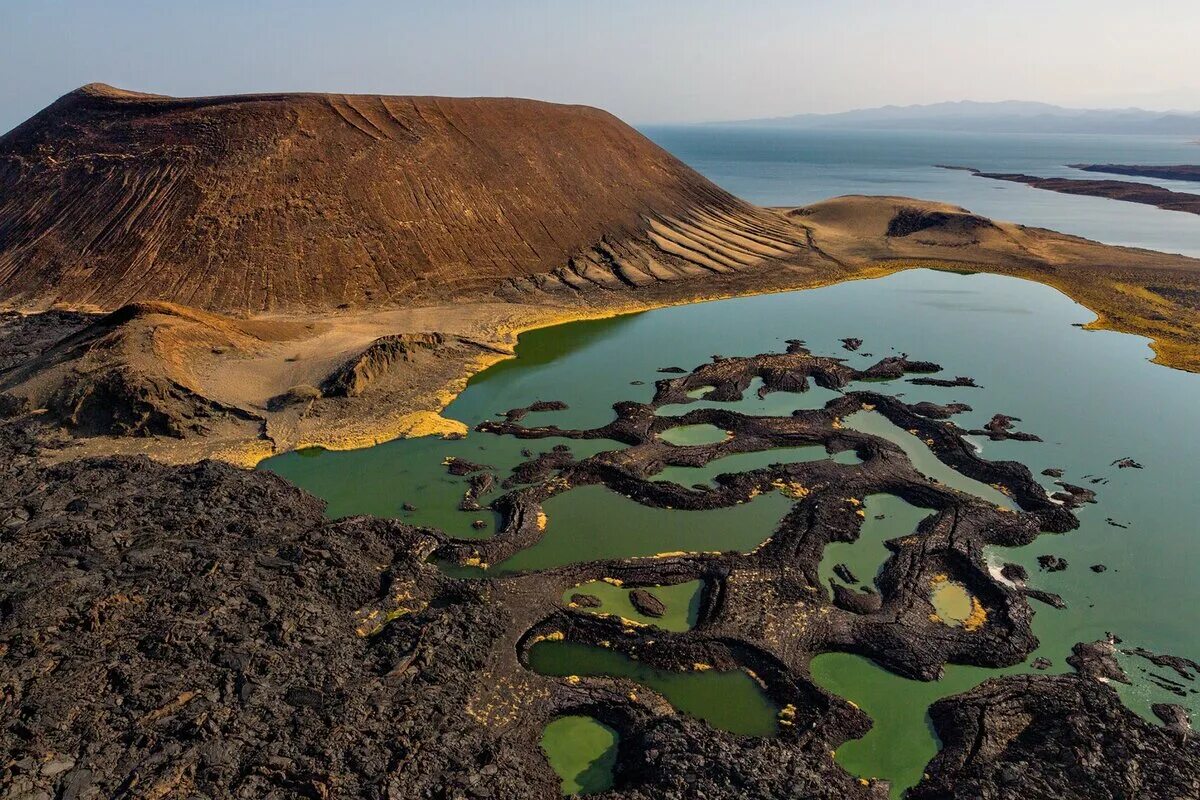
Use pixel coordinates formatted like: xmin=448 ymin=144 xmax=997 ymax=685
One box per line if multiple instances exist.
xmin=3 ymin=0 xmax=1198 ymax=132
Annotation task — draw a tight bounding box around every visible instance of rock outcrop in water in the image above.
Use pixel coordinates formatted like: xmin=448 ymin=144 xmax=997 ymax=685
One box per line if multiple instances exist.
xmin=1070 ymin=163 xmax=1200 ymax=182
xmin=628 ymin=589 xmax=666 ymax=618
xmin=467 ymin=348 xmax=1075 ymax=686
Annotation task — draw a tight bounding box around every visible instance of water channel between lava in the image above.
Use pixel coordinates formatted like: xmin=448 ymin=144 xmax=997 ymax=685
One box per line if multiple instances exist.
xmin=264 ymin=269 xmax=1200 ymax=796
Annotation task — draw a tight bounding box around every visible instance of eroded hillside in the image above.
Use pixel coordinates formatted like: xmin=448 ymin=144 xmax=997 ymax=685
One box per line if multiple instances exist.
xmin=0 ymin=84 xmax=798 ymax=313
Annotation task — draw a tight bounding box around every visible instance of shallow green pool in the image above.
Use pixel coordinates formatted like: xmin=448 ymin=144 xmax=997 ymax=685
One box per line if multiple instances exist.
xmin=564 ymin=579 xmax=704 ymax=631
xmin=491 ymin=484 xmax=794 ymax=574
xmin=930 ymin=579 xmax=975 ymax=626
xmin=541 ymin=715 xmax=619 ymax=795
xmin=657 ymin=423 xmax=732 ymax=446
xmin=810 ymin=653 xmax=1001 ymax=799
xmin=267 ymin=434 xmax=621 ymax=538
xmin=529 ymin=640 xmax=779 ymax=737
xmin=818 ymin=494 xmax=933 ymax=589
xmin=653 ymin=445 xmax=860 ymax=488
xmin=842 ymin=410 xmax=1012 ymax=508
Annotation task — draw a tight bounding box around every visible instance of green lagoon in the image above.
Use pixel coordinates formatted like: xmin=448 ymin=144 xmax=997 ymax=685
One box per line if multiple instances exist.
xmin=264 ymin=269 xmax=1200 ymax=796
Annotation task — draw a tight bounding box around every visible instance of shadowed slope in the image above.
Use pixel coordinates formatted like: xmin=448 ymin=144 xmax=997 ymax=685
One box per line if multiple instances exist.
xmin=0 ymin=84 xmax=798 ymax=313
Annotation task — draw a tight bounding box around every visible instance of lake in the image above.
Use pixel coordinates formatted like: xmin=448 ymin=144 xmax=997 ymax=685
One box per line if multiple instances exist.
xmin=642 ymin=126 xmax=1200 ymax=257
xmin=262 ymin=124 xmax=1200 ymax=796
xmin=264 ymin=268 xmax=1200 ymax=796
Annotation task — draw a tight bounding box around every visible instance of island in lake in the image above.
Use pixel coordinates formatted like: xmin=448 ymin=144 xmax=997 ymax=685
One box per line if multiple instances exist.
xmin=939 ymin=165 xmax=1200 ymax=217
xmin=2 ymin=85 xmax=1199 ymax=800
xmin=1069 ymin=163 xmax=1200 ymax=181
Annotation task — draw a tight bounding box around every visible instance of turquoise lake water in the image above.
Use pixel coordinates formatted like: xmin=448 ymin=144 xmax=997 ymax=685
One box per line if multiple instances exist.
xmin=642 ymin=126 xmax=1200 ymax=256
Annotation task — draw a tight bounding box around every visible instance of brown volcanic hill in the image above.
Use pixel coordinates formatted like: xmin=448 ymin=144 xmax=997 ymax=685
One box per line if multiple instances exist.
xmin=0 ymin=83 xmax=799 ymax=314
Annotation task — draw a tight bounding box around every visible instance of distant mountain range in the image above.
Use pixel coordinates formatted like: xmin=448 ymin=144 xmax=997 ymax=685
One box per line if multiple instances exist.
xmin=719 ymin=101 xmax=1200 ymax=135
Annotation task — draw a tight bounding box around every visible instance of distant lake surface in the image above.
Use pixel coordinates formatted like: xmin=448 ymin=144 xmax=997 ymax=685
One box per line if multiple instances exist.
xmin=641 ymin=126 xmax=1200 ymax=257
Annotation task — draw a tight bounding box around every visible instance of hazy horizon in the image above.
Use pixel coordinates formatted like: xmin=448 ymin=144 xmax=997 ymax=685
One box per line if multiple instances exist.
xmin=3 ymin=0 xmax=1199 ymax=132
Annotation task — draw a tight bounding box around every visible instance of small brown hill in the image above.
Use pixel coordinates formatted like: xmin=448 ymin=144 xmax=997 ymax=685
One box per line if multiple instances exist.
xmin=0 ymin=84 xmax=797 ymax=314
xmin=0 ymin=302 xmax=288 ymax=436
